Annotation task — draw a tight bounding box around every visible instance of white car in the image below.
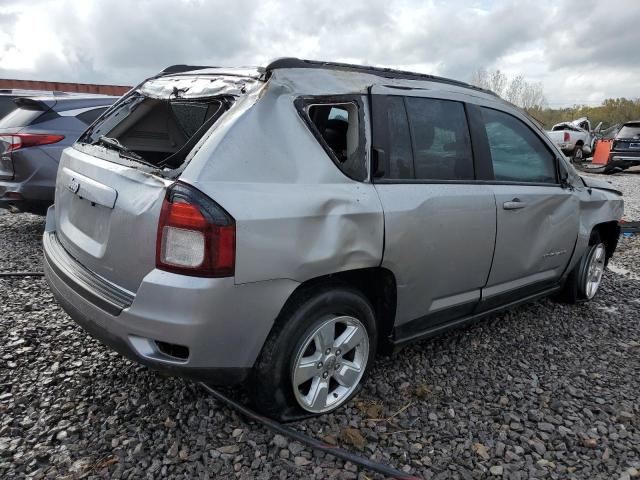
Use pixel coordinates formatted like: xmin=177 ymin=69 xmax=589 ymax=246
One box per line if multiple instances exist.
xmin=546 ymin=117 xmax=601 ymax=162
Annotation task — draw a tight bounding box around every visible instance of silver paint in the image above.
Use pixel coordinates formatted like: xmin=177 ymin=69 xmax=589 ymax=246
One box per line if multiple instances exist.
xmin=44 ymin=65 xmax=623 ymax=382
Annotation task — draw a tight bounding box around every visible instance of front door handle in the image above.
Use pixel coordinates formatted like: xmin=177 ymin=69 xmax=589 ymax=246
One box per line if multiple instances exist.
xmin=503 ymin=199 xmax=527 ymax=210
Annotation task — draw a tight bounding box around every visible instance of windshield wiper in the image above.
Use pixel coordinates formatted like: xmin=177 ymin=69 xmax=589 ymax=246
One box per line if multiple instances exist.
xmin=94 ymin=136 xmax=156 ymax=167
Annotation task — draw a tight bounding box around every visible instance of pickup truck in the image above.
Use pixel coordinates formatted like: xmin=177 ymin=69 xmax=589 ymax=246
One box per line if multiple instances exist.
xmin=546 ymin=117 xmax=601 ymax=162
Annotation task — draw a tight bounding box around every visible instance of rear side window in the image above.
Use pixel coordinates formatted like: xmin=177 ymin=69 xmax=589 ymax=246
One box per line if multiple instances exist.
xmin=404 ymin=97 xmax=474 ymax=181
xmin=76 ymin=107 xmax=107 ymax=125
xmin=480 ymin=107 xmax=556 ymax=184
xmin=301 ymin=98 xmax=366 ymax=181
xmin=0 ymin=107 xmax=44 ymax=128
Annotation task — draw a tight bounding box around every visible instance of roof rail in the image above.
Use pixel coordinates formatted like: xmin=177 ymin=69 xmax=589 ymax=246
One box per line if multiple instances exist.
xmin=161 ymin=64 xmax=217 ymax=74
xmin=265 ymin=57 xmax=497 ymax=96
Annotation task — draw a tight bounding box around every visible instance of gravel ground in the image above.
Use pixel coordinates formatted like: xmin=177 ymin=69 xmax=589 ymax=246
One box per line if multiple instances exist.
xmin=1 ymin=172 xmax=639 ymax=480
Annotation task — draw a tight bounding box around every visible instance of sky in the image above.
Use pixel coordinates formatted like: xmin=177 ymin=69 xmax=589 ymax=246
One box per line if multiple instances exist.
xmin=0 ymin=0 xmax=638 ymax=108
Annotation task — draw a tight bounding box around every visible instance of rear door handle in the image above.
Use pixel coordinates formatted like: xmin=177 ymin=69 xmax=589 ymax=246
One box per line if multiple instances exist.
xmin=503 ymin=199 xmax=527 ymax=210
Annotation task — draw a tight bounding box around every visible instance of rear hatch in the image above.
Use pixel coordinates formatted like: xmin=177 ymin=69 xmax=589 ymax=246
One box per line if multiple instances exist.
xmin=54 ymin=70 xmax=260 ymax=292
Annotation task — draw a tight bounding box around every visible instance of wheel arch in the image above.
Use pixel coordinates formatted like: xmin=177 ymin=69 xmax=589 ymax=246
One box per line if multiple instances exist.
xmin=592 ymin=220 xmax=620 ymax=264
xmin=268 ymin=267 xmax=398 ymax=354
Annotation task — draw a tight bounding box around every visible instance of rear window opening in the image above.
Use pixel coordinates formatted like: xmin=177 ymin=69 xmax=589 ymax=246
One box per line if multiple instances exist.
xmin=300 ymin=99 xmax=366 ymax=181
xmin=308 ymin=103 xmax=358 ymax=163
xmin=79 ymin=93 xmax=232 ymax=170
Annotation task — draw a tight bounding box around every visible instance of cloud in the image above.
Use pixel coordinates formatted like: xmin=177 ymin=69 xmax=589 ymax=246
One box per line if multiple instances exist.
xmin=0 ymin=0 xmax=638 ymax=106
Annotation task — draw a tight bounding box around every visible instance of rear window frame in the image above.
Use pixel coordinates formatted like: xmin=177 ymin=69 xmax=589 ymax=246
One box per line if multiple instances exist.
xmin=294 ymin=95 xmax=368 ymax=182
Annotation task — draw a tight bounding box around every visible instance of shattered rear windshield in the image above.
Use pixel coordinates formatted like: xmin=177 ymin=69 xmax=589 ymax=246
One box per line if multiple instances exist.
xmin=79 ymin=93 xmax=231 ymax=169
xmin=77 ymin=74 xmax=259 ymax=171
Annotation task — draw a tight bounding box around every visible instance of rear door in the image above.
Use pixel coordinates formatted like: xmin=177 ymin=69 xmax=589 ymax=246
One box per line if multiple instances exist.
xmin=470 ymin=104 xmax=579 ymax=309
xmin=370 ymin=86 xmax=497 ymax=340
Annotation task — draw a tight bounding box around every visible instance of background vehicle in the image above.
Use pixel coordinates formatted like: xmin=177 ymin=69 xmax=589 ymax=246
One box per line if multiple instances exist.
xmin=0 ymin=89 xmax=62 ymax=119
xmin=608 ymin=120 xmax=640 ymax=169
xmin=0 ymin=94 xmax=117 ymax=213
xmin=43 ymin=59 xmax=623 ymax=420
xmin=545 ymin=117 xmax=601 ymax=162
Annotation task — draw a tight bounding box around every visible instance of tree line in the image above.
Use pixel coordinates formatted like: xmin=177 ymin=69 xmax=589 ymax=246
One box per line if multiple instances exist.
xmin=470 ymin=68 xmax=640 ymax=130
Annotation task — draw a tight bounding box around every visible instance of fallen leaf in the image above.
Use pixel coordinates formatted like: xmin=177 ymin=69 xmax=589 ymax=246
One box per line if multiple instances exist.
xmin=366 ymin=403 xmax=384 ymax=419
xmin=415 ymin=383 xmax=431 ymax=398
xmin=341 ymin=427 xmax=366 ymax=450
xmin=322 ymin=435 xmax=337 ymax=446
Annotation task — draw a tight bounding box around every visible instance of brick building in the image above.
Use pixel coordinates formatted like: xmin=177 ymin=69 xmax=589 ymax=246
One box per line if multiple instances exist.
xmin=0 ymin=79 xmax=131 ymax=96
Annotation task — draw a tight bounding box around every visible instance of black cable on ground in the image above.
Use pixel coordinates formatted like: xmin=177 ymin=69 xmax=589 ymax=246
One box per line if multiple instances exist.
xmin=0 ymin=271 xmax=45 ymax=277
xmin=200 ymin=383 xmax=422 ymax=480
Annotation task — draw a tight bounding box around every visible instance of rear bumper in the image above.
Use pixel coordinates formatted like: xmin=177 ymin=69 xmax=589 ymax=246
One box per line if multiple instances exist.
xmin=605 ymin=153 xmax=640 ymax=172
xmin=43 ymin=206 xmax=298 ymax=384
xmin=0 ymin=149 xmax=57 ymax=207
xmin=609 ymin=152 xmax=640 ymax=163
xmin=0 ymin=180 xmax=52 ymax=213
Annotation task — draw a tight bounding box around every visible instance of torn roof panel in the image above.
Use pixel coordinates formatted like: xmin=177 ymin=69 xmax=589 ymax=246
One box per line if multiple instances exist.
xmin=140 ymin=74 xmax=261 ymax=99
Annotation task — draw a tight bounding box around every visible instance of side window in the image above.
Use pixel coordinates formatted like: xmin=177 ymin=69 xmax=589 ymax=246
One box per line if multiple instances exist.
xmin=305 ymin=100 xmax=365 ymax=181
xmin=384 ymin=96 xmax=413 ymax=179
xmin=405 ymin=97 xmax=474 ymax=181
xmin=76 ymin=107 xmax=107 ymax=125
xmin=480 ymin=107 xmax=557 ymax=184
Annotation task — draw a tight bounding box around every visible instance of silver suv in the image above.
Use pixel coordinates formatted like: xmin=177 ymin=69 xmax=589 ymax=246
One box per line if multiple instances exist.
xmin=43 ymin=59 xmax=623 ymax=419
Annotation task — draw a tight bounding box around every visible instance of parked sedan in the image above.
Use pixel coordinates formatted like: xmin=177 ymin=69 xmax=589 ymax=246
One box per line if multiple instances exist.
xmin=43 ymin=59 xmax=623 ymax=420
xmin=0 ymin=94 xmax=117 ymax=213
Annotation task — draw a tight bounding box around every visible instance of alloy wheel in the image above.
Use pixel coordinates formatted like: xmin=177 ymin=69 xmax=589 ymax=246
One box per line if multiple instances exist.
xmin=291 ymin=315 xmax=369 ymax=413
xmin=585 ymin=243 xmax=606 ymax=299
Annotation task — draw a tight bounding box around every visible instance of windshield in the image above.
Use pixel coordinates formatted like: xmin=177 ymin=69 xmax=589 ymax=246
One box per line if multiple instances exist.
xmin=79 ymin=91 xmax=231 ymax=169
xmin=617 ymin=124 xmax=640 ymax=139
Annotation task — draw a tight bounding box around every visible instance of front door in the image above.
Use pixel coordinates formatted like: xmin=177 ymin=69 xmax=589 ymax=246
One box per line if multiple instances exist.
xmin=472 ymin=106 xmax=579 ymax=309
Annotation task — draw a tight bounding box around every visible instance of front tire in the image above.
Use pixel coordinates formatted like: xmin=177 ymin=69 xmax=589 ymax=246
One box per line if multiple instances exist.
xmin=249 ymin=286 xmax=377 ymax=420
xmin=557 ymin=231 xmax=606 ymax=303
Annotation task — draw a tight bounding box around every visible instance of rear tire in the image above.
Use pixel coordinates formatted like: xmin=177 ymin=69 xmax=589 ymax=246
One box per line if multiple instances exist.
xmin=249 ymin=286 xmax=377 ymax=421
xmin=571 ymin=144 xmax=584 ymax=163
xmin=557 ymin=231 xmax=606 ymax=304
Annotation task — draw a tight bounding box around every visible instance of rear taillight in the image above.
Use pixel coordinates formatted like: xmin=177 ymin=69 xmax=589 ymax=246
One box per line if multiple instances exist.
xmin=0 ymin=133 xmax=65 ymax=153
xmin=156 ymin=182 xmax=235 ymax=277
xmin=563 ymin=132 xmax=570 ymax=142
